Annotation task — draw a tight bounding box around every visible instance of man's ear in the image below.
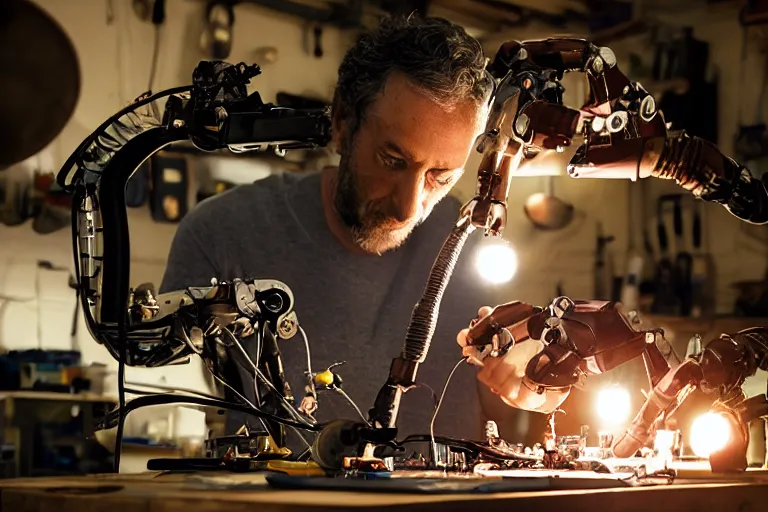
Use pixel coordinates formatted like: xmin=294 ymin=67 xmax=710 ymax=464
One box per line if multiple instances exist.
xmin=331 ymin=106 xmax=348 ymax=155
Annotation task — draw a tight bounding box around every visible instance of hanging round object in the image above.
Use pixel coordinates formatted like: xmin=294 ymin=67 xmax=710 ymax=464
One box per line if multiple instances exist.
xmin=0 ymin=0 xmax=80 ymax=169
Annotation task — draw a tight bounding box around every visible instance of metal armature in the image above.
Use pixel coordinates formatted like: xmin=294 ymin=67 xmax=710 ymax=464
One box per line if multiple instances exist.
xmin=57 ymin=39 xmax=768 ymax=476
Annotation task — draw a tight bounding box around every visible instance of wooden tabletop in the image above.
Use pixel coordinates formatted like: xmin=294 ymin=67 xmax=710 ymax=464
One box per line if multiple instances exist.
xmin=2 ymin=469 xmax=768 ymax=512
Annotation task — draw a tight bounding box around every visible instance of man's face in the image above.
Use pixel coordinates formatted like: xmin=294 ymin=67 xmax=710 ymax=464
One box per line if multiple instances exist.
xmin=333 ymin=72 xmax=486 ymax=255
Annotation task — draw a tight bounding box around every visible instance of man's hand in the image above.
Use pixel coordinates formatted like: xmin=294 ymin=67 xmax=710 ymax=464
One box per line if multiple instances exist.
xmin=457 ymin=306 xmax=570 ymax=414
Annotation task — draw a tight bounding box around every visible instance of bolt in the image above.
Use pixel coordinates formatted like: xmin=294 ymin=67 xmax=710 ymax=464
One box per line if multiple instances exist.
xmin=591 ymin=116 xmax=605 ymax=133
xmin=517 ymin=48 xmax=528 ymax=61
xmin=607 ymin=111 xmax=628 ymax=133
xmin=173 ymin=119 xmax=185 ymax=128
xmin=640 ymin=95 xmax=657 ymax=122
xmin=592 ymin=56 xmax=604 ymax=74
xmin=515 ymin=113 xmax=530 ymax=137
xmin=556 ymin=145 xmax=565 ymax=153
xmin=279 ymin=318 xmax=294 ymax=336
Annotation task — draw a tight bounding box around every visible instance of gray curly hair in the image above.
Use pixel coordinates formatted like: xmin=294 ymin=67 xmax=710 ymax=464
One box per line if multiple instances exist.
xmin=332 ymin=14 xmax=493 ymax=136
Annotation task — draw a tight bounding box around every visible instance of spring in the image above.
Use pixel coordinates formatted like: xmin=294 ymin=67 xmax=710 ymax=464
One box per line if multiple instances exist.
xmin=401 ymin=222 xmax=472 ymax=362
xmin=653 ymin=132 xmax=742 ymax=203
xmin=652 ymin=132 xmax=709 ymax=194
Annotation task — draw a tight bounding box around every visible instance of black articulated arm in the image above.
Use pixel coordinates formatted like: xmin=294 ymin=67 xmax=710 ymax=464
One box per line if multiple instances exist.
xmin=53 ymin=60 xmax=334 ymax=469
xmin=57 ymin=60 xmax=331 ymax=367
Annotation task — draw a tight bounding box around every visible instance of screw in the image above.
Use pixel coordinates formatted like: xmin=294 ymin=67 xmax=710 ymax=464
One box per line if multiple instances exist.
xmin=599 ymin=47 xmax=617 ymax=67
xmin=173 ymin=119 xmax=185 ymax=128
xmin=517 ymin=48 xmax=528 ymax=61
xmin=279 ymin=318 xmax=294 ymax=336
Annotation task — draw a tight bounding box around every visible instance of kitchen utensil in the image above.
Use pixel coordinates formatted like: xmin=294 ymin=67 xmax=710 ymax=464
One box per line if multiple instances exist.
xmin=690 ymin=200 xmax=716 ymax=317
xmin=673 ymin=196 xmax=693 ymax=316
xmin=594 ymin=222 xmax=615 ymax=300
xmin=651 ymin=197 xmax=680 ymax=315
xmin=523 ymin=176 xmax=575 ymax=230
xmin=620 ymin=181 xmax=644 ymax=311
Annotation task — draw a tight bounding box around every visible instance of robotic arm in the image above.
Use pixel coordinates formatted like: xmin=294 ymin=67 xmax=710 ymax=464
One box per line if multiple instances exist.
xmin=463 ymin=297 xmax=768 ymax=470
xmin=56 ymin=61 xmax=332 ymax=461
xmin=483 ymin=37 xmax=768 ymax=224
xmin=458 ymin=38 xmax=768 ymax=471
xmin=57 ymin=60 xmax=329 ymax=366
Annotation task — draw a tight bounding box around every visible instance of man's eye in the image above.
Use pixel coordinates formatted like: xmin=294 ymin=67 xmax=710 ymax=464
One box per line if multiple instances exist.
xmin=381 ymin=154 xmax=407 ymax=170
xmin=431 ymin=173 xmax=454 ymax=186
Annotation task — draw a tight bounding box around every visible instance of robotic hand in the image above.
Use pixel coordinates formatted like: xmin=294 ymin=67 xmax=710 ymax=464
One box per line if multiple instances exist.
xmin=480 ymin=37 xmax=768 ymax=224
xmin=458 ymin=297 xmax=768 ymax=471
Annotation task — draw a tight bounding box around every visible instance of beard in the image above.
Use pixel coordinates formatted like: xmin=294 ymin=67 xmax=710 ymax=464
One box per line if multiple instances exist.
xmin=334 ymin=151 xmax=426 ymax=255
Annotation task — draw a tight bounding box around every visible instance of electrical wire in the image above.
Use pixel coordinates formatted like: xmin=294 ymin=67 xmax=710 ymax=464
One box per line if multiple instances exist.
xmin=211 ymin=373 xmax=269 ymax=434
xmin=413 ymin=382 xmax=439 ymax=408
xmin=100 ymin=394 xmax=324 ymax=432
xmin=430 ymin=358 xmax=466 ymax=465
xmin=222 ymin=326 xmax=313 ymax=427
xmin=205 ymin=328 xmax=313 ymax=445
xmin=124 ymin=382 xmax=222 ymax=400
xmin=290 ymin=426 xmax=314 ymax=453
xmin=298 ymin=326 xmax=316 ymax=399
xmin=125 ymin=379 xmax=314 ymax=453
xmin=212 ymin=373 xmax=312 ymax=452
xmin=114 ymin=337 xmax=126 ymax=473
xmin=334 ymin=388 xmax=368 ymax=425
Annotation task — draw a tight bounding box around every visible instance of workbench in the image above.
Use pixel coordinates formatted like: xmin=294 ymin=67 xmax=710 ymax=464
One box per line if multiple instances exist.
xmin=2 ymin=468 xmax=768 ymax=512
xmin=0 ymin=392 xmax=116 ymax=478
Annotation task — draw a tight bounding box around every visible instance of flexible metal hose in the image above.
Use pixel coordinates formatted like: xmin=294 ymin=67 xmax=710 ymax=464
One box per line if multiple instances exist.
xmin=652 ymin=132 xmax=768 ymax=224
xmin=401 ymin=220 xmax=473 ymax=362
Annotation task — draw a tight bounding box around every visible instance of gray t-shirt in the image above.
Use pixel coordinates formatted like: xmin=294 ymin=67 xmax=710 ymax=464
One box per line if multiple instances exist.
xmin=160 ymin=171 xmax=495 ymax=441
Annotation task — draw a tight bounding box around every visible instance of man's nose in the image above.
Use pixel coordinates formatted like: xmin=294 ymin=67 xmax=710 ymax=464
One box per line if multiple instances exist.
xmin=393 ymin=174 xmax=423 ymax=223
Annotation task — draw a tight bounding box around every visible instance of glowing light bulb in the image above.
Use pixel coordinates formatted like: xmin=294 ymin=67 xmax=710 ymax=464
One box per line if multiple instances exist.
xmin=690 ymin=413 xmax=731 ymax=458
xmin=596 ymin=386 xmax=631 ymax=425
xmin=475 ymin=240 xmax=518 ymax=284
xmin=654 ymin=429 xmax=675 ymax=453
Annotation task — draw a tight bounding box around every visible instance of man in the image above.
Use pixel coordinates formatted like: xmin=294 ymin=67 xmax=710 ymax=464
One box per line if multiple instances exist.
xmin=161 ymin=15 xmax=500 ymax=441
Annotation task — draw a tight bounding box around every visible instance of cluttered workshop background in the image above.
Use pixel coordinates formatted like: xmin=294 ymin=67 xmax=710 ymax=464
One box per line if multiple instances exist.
xmin=1 ymin=0 xmax=768 ymax=475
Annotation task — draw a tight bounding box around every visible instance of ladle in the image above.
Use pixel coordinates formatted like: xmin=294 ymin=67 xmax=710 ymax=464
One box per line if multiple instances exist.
xmin=523 ymin=176 xmax=575 ymax=230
